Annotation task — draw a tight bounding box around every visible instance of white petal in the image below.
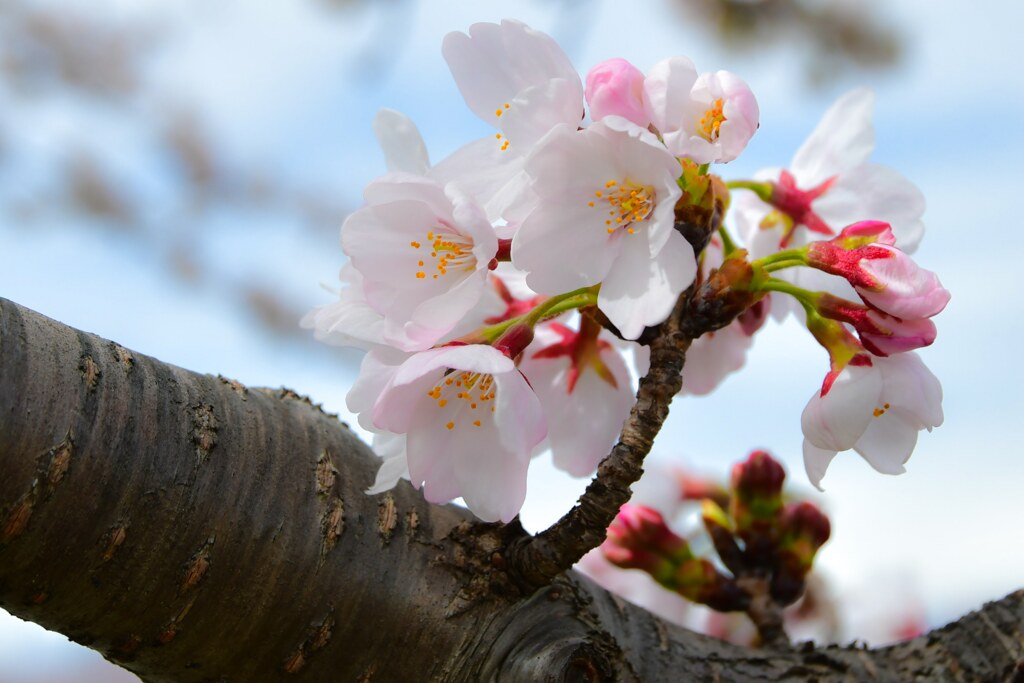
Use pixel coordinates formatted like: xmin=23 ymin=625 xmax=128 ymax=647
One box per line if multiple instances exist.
xmin=877 ymin=354 xmax=944 ymax=430
xmin=373 ymin=108 xmax=430 ymax=175
xmin=442 ymin=20 xmax=581 ymax=127
xmin=814 ymin=163 xmax=926 ymax=253
xmin=853 ymin=415 xmax=917 ymax=475
xmin=643 ymin=57 xmax=699 ymax=139
xmin=802 ymin=441 xmax=838 ymax=491
xmin=599 ymin=229 xmax=696 ymax=340
xmin=791 ymin=88 xmax=875 ymax=187
xmin=514 ymin=202 xmax=622 ymax=293
xmin=366 ymin=432 xmax=410 ymax=495
xmin=800 ymin=364 xmax=882 ymax=451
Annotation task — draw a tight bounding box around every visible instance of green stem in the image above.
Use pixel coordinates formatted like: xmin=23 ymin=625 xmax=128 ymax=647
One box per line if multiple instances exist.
xmin=762 ymin=259 xmax=806 ymax=273
xmin=697 ymin=163 xmax=710 ymax=176
xmin=523 ymin=287 xmax=598 ymax=326
xmin=752 ymin=248 xmax=808 ymax=270
xmin=755 ymin=278 xmax=818 ymax=307
xmin=717 ymin=225 xmax=739 ymax=256
xmin=726 ymin=180 xmax=773 ymax=203
xmin=478 ymin=287 xmax=599 ymax=343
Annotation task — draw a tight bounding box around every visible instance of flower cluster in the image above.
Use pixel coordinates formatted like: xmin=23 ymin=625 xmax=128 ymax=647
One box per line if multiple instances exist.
xmin=304 ymin=19 xmax=947 ymax=521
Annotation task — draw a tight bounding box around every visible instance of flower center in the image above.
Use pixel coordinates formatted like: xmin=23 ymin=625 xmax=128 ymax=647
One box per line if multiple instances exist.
xmin=590 ymin=179 xmax=654 ymax=235
xmin=426 ymin=371 xmax=498 ymax=429
xmin=698 ymin=98 xmax=726 ymax=142
xmin=409 ymin=229 xmax=477 ymax=281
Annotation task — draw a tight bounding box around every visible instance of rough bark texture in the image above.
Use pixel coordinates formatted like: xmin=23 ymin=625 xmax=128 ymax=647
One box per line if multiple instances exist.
xmin=1 ymin=297 xmax=1023 ymax=682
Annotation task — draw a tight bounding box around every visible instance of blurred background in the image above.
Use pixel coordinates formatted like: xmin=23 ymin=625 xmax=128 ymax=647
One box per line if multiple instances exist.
xmin=1 ymin=0 xmax=1021 ymax=678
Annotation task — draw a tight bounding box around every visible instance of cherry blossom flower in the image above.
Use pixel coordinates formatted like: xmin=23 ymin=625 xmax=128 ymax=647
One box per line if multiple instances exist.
xmin=341 ymin=174 xmax=498 ymax=351
xmin=511 ymin=117 xmax=693 ymax=339
xmin=645 ymin=59 xmax=759 ymax=164
xmin=586 ymin=58 xmax=649 ymax=127
xmin=735 ymin=89 xmax=924 ymax=256
xmin=518 ymin=318 xmax=634 ymax=476
xmin=801 ymin=353 xmax=943 ymax=490
xmin=369 ymin=344 xmax=546 ymax=522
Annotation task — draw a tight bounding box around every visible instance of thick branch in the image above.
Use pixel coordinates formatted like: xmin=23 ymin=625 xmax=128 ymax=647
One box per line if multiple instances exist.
xmin=1 ymin=297 xmax=1022 ymax=682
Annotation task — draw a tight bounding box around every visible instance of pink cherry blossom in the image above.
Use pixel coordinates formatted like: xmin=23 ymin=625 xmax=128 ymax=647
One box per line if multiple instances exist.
xmin=645 ymin=59 xmax=759 ymax=164
xmin=518 ymin=319 xmax=634 ymax=477
xmin=341 ymin=174 xmax=498 ymax=351
xmin=586 ymin=58 xmax=649 ymax=127
xmin=511 ymin=117 xmax=693 ymax=339
xmin=801 ymin=353 xmax=943 ymax=490
xmin=369 ymin=344 xmax=546 ymax=522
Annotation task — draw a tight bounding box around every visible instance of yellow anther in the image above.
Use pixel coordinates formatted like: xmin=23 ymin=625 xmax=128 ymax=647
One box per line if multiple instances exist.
xmin=473 ymin=420 xmax=482 ymax=427
xmin=446 ymin=421 xmax=455 ymax=430
xmin=698 ymin=98 xmax=726 ymax=142
xmin=410 ymin=241 xmax=421 ymax=249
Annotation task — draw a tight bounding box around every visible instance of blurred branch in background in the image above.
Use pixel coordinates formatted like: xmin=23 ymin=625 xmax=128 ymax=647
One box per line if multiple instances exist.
xmin=671 ymin=0 xmax=902 ymax=85
xmin=0 ymin=0 xmax=353 ymax=349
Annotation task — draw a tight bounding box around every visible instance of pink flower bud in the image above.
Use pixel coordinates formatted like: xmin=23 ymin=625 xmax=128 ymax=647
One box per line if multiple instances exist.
xmin=807 ymin=222 xmax=951 ymax=320
xmin=603 ymin=504 xmax=692 ymax=571
xmin=816 ymin=293 xmax=937 ymax=356
xmin=493 ymin=323 xmax=535 ymax=359
xmin=585 ymin=58 xmax=649 ymax=127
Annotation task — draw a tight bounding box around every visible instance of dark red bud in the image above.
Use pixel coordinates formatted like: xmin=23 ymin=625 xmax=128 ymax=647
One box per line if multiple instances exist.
xmin=731 ymin=450 xmax=786 ymax=501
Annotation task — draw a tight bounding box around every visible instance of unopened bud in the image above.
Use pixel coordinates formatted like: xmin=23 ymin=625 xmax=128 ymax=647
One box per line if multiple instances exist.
xmin=603 ymin=504 xmax=693 ymax=574
xmin=777 ymin=502 xmax=831 ymax=576
xmin=731 ymin=450 xmax=786 ymax=503
xmin=493 ymin=323 xmax=535 ymax=359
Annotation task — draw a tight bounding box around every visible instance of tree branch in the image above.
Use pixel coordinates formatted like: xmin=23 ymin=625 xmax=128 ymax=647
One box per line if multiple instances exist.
xmin=1 ymin=297 xmax=1022 ymax=682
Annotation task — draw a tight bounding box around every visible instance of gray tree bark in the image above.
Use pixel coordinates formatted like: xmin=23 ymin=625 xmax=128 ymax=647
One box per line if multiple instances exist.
xmin=0 ymin=297 xmax=1021 ymax=682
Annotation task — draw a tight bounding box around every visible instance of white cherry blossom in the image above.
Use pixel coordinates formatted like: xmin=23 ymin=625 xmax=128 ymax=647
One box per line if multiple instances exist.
xmin=370 ymin=344 xmax=546 ymax=522
xmin=735 ymin=89 xmax=925 ymax=258
xmin=518 ymin=320 xmax=634 ymax=477
xmin=645 ymin=59 xmax=759 ymax=164
xmin=511 ymin=117 xmax=693 ymax=339
xmin=801 ymin=352 xmax=943 ymax=490
xmin=341 ymin=174 xmax=498 ymax=351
